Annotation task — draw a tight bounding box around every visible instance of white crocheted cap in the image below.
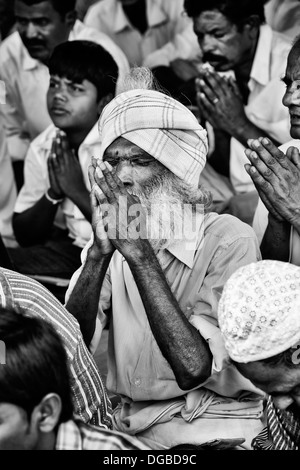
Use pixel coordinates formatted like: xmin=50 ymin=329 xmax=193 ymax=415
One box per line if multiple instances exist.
xmin=218 ymin=260 xmax=300 ymax=363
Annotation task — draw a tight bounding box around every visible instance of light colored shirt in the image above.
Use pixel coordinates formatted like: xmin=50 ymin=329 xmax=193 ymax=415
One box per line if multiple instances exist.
xmin=252 ymin=138 xmax=300 ymax=266
xmin=229 ymin=24 xmax=291 ymax=194
xmin=14 ymin=123 xmax=100 ymax=249
xmin=265 ymin=0 xmax=300 ymax=41
xmin=66 ymin=211 xmax=264 ymax=442
xmin=0 ymin=123 xmax=17 ymax=247
xmin=84 ymin=0 xmax=199 ymax=68
xmin=0 ymin=20 xmax=130 ymax=162
xmin=56 ymin=419 xmax=150 ymax=450
xmin=0 ymin=267 xmax=112 ymax=428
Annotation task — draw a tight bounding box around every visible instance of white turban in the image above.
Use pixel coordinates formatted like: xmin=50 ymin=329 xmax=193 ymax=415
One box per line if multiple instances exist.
xmin=98 ymin=89 xmax=208 ymax=188
xmin=218 ymin=260 xmax=300 ymax=363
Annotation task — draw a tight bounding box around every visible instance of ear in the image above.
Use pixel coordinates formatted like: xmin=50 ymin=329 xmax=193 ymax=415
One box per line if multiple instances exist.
xmin=242 ymin=15 xmax=260 ymax=38
xmin=64 ymin=10 xmax=77 ymax=29
xmin=97 ymin=93 xmax=114 ymax=115
xmin=32 ymin=394 xmax=62 ymax=433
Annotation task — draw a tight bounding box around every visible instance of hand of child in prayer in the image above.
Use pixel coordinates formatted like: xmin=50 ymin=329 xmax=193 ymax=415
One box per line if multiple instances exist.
xmin=48 ymin=131 xmax=86 ymax=200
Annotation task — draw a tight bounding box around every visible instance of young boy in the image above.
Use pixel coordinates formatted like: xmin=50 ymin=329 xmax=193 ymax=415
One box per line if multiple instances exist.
xmin=7 ymin=40 xmax=118 ymax=296
xmin=0 ymin=307 xmax=149 ymax=450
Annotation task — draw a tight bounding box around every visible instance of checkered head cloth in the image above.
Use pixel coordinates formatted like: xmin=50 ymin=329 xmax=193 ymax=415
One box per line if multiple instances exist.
xmin=218 ymin=260 xmax=300 ymax=363
xmin=98 ymin=89 xmax=208 ymax=188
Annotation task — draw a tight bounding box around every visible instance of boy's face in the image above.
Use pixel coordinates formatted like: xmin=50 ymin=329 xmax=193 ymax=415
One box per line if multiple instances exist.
xmin=15 ymin=1 xmax=74 ymax=64
xmin=47 ymin=76 xmax=100 ymax=133
xmin=0 ymin=403 xmax=39 ymax=450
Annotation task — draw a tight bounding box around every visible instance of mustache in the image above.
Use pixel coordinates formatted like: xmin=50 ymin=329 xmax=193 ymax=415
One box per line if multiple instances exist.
xmin=22 ymin=38 xmax=46 ymax=48
xmin=202 ymin=53 xmax=226 ymax=64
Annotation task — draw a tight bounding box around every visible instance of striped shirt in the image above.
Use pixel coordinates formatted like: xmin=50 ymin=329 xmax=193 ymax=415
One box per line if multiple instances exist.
xmin=56 ymin=419 xmax=150 ymax=450
xmin=0 ymin=268 xmax=112 ymax=429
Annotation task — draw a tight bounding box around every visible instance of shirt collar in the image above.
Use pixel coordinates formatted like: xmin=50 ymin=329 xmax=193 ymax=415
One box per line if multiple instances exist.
xmin=41 ymin=122 xmax=100 ymax=153
xmin=250 ymin=24 xmax=273 ymax=86
xmin=56 ymin=420 xmax=82 ymax=450
xmin=113 ymin=0 xmax=168 ymax=33
xmin=165 ymin=211 xmax=204 ymax=269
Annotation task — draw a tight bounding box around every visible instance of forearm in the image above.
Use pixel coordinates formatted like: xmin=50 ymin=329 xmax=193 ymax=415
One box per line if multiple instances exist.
xmin=65 ymin=246 xmax=113 ymax=347
xmin=261 ymin=217 xmax=291 ymax=261
xmin=68 ymin=189 xmax=92 ymax=222
xmin=13 ymin=196 xmax=58 ymax=246
xmin=127 ymin=245 xmax=212 ymax=390
xmin=233 ymin=118 xmax=280 ymax=148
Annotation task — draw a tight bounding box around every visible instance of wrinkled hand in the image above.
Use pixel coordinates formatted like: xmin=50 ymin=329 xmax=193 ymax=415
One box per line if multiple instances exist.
xmin=88 ymin=157 xmax=115 ymax=256
xmin=196 ymin=69 xmax=246 ymax=135
xmin=91 ymin=159 xmax=149 ymax=259
xmin=47 ymin=131 xmax=86 ymax=199
xmin=244 ymin=137 xmax=300 ymax=230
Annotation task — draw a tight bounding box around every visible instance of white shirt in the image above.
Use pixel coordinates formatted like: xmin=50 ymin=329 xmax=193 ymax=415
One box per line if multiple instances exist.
xmin=14 ymin=123 xmax=101 ymax=248
xmin=84 ymin=0 xmax=199 ymax=68
xmin=0 ymin=123 xmax=17 ymax=247
xmin=229 ymin=25 xmax=291 ymax=194
xmin=265 ymin=0 xmax=300 ymax=41
xmin=0 ymin=20 xmax=130 ymax=162
xmin=252 ymin=139 xmax=300 ymax=266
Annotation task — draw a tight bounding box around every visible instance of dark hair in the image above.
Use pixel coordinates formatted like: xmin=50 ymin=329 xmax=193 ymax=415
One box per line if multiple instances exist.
xmin=0 ymin=307 xmax=73 ymax=423
xmin=184 ymin=0 xmax=266 ymax=27
xmin=49 ymin=40 xmax=118 ymax=100
xmin=258 ymin=347 xmax=300 ymax=369
xmin=17 ymin=0 xmax=76 ymax=18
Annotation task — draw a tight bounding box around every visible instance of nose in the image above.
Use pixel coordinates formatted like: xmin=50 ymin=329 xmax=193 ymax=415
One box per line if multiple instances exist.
xmin=116 ymin=161 xmax=134 ymax=187
xmin=200 ymin=34 xmax=216 ymax=55
xmin=282 ymin=85 xmax=300 ymax=108
xmin=25 ymin=21 xmax=39 ymax=39
xmin=53 ymin=84 xmax=68 ymax=102
xmin=272 ymin=395 xmax=294 ymax=410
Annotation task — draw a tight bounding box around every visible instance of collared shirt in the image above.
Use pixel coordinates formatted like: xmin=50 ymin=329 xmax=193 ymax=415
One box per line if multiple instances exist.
xmin=0 ymin=267 xmax=112 ymax=428
xmin=0 ymin=123 xmax=17 ymax=247
xmin=84 ymin=0 xmax=198 ymax=68
xmin=14 ymin=123 xmax=100 ymax=248
xmin=229 ymin=24 xmax=291 ymax=193
xmin=265 ymin=0 xmax=300 ymax=40
xmin=252 ymin=138 xmax=300 ymax=266
xmin=56 ymin=419 xmax=150 ymax=450
xmin=66 ymin=211 xmax=263 ymax=437
xmin=0 ymin=20 xmax=129 ymax=162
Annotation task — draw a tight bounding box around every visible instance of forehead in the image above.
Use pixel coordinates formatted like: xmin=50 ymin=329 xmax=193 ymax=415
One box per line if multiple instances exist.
xmin=286 ymin=48 xmax=300 ymax=76
xmin=15 ymin=1 xmax=58 ymax=19
xmin=194 ymin=10 xmax=234 ymax=33
xmin=103 ymin=137 xmax=154 ymax=159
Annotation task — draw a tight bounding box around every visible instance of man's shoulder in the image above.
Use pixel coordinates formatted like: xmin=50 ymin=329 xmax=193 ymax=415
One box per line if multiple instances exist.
xmin=0 ymin=31 xmax=23 ymax=67
xmin=270 ymin=28 xmax=293 ymax=59
xmin=204 ymin=212 xmax=258 ymax=242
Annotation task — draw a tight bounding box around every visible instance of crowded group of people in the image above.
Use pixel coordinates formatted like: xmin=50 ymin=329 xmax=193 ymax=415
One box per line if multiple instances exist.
xmin=0 ymin=0 xmax=300 ymax=451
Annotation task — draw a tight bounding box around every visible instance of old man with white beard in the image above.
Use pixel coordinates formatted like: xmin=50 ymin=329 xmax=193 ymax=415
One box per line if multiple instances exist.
xmin=65 ymin=85 xmax=264 ymax=450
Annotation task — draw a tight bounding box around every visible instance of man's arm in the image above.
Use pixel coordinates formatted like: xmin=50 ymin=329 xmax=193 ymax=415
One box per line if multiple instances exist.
xmin=65 ymin=244 xmax=113 ymax=346
xmin=260 ymin=216 xmax=291 ymax=261
xmin=245 ymin=137 xmax=300 ymax=260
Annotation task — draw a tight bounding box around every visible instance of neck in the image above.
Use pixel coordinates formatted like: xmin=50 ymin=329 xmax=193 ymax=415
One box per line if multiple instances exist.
xmin=234 ymin=30 xmax=259 ymax=83
xmin=35 ymin=431 xmax=57 ymax=450
xmin=65 ymin=125 xmax=95 ymax=153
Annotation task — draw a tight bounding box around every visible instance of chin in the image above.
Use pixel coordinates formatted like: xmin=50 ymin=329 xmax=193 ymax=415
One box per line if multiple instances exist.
xmin=290 ymin=127 xmax=300 ymax=139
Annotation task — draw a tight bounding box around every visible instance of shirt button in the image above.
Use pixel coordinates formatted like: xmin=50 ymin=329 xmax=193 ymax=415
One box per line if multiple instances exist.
xmin=134 ymin=378 xmax=141 ymax=386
